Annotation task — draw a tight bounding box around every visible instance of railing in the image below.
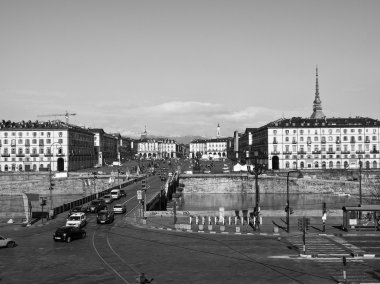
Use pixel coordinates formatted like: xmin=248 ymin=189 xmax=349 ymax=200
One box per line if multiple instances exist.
xmin=297 ymin=151 xmax=306 ymax=154
xmin=336 ymin=141 xmax=341 ymax=144
xmin=365 ymin=140 xmax=370 ymax=143
xmin=370 ymin=150 xmax=380 ymax=154
xmin=341 ymin=151 xmax=350 ymax=154
xmin=1 ymin=154 xmax=10 ymax=157
xmin=284 ymin=151 xmax=292 ymax=155
xmin=312 ymin=151 xmax=321 ymax=154
xmin=292 ymin=141 xmax=297 ymax=144
xmin=350 ymin=140 xmax=356 ymax=143
xmin=270 ymin=151 xmax=280 ymax=155
xmin=327 ymin=151 xmax=335 ymax=154
xmin=45 ymin=154 xmax=53 ymax=157
xmin=321 ymin=140 xmax=326 ymax=144
xmin=30 ymin=154 xmax=39 ymax=157
xmin=356 ymin=151 xmax=365 ymax=154
xmin=16 ymin=154 xmax=25 ymax=157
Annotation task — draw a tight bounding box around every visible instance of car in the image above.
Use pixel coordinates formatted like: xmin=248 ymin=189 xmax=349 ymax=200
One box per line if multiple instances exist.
xmin=66 ymin=212 xmax=87 ymax=228
xmin=67 ymin=206 xmax=87 ymax=218
xmin=97 ymin=210 xmax=115 ymax=224
xmin=103 ymin=194 xmax=114 ymax=204
xmin=120 ymin=189 xmax=127 ymax=197
xmin=87 ymin=199 xmax=107 ymax=213
xmin=53 ymin=226 xmax=86 ymax=243
xmin=0 ymin=235 xmax=16 ymax=248
xmin=110 ymin=189 xmax=121 ymax=200
xmin=113 ymin=204 xmax=126 ymax=214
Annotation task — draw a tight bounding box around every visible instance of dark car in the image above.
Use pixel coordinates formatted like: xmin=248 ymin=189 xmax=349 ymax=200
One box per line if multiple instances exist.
xmin=120 ymin=189 xmax=126 ymax=197
xmin=67 ymin=206 xmax=87 ymax=218
xmin=97 ymin=210 xmax=114 ymax=224
xmin=53 ymin=226 xmax=86 ymax=243
xmin=87 ymin=199 xmax=107 ymax=213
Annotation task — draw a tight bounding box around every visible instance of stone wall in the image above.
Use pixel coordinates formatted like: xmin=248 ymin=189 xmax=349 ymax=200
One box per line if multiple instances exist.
xmin=179 ymin=174 xmax=375 ymax=197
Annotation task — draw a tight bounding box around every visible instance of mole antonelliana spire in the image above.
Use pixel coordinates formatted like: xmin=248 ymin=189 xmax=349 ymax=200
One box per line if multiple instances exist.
xmin=310 ymin=66 xmax=325 ymax=119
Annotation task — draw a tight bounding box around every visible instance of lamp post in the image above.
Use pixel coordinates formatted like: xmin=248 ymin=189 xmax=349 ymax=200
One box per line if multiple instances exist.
xmin=252 ymin=150 xmax=266 ymax=231
xmin=359 ymin=157 xmax=362 ymax=206
xmin=286 ymin=170 xmax=303 ymax=233
xmin=49 ymin=142 xmax=62 ymax=211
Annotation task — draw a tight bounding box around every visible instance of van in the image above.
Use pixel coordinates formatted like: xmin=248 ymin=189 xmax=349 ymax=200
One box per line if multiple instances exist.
xmin=110 ymin=189 xmax=121 ymax=200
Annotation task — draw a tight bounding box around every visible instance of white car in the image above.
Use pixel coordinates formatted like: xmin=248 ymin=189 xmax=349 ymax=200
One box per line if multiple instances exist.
xmin=0 ymin=235 xmax=16 ymax=248
xmin=113 ymin=204 xmax=126 ymax=214
xmin=66 ymin=212 xmax=87 ymax=228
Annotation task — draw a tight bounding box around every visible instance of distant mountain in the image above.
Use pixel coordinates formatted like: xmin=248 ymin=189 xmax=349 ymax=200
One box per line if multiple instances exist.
xmin=172 ymin=136 xmax=206 ymax=144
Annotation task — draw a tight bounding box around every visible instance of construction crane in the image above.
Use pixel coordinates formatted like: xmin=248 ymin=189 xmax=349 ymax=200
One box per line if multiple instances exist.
xmin=37 ymin=111 xmax=76 ymax=124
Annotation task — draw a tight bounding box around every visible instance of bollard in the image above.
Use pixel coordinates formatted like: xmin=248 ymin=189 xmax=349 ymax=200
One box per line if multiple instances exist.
xmin=240 ymin=216 xmax=244 ymax=225
xmin=214 ymin=216 xmax=217 ymax=225
xmin=189 ymin=216 xmax=192 ymax=225
xmin=208 ymin=216 xmax=211 ymax=225
xmin=195 ymin=216 xmax=199 ymax=225
xmin=228 ymin=216 xmax=231 ymax=225
xmin=222 ymin=217 xmax=225 ymax=225
xmin=234 ymin=216 xmax=238 ymax=225
xmin=202 ymin=216 xmax=205 ymax=225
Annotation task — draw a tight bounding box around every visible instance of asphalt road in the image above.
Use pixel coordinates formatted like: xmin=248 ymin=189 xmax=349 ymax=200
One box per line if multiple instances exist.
xmin=1 ymin=176 xmax=380 ymax=284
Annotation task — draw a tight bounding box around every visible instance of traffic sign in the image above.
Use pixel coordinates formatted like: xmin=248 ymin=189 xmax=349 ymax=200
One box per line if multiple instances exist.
xmin=137 ymin=190 xmax=143 ymax=200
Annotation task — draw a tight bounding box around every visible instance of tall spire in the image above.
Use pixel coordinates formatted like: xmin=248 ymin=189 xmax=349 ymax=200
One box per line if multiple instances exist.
xmin=310 ymin=66 xmax=325 ymax=119
xmin=216 ymin=123 xmax=221 ymax=138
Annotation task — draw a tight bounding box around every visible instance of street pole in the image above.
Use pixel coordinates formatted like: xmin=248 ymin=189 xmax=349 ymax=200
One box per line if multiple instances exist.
xmin=359 ymin=157 xmax=362 ymax=206
xmin=286 ymin=170 xmax=303 ymax=233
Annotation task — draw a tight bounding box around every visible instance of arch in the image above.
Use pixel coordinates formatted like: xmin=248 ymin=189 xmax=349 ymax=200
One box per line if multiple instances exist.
xmin=4 ymin=164 xmax=9 ymax=171
xmin=300 ymin=161 xmax=304 ymax=169
xmin=285 ymin=162 xmax=290 ymax=169
xmin=292 ymin=161 xmax=297 ymax=169
xmin=18 ymin=164 xmax=23 ymax=171
xmin=57 ymin=158 xmax=64 ymax=172
xmin=373 ymin=161 xmax=377 ymax=169
xmin=272 ymin=156 xmax=279 ymax=170
xmin=33 ymin=164 xmax=37 ymax=171
xmin=11 ymin=164 xmax=16 ymax=171
xmin=329 ymin=161 xmax=334 ymax=169
xmin=314 ymin=161 xmax=319 ymax=168
xmin=336 ymin=161 xmax=341 ymax=169
xmin=344 ymin=161 xmax=349 ymax=169
xmin=322 ymin=161 xmax=326 ymax=169
xmin=365 ymin=161 xmax=370 ymax=169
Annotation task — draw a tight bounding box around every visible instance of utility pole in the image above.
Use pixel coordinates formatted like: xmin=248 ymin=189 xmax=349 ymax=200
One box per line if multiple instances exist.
xmin=359 ymin=157 xmax=362 ymax=206
xmin=286 ymin=170 xmax=303 ymax=233
xmin=252 ymin=150 xmax=265 ymax=232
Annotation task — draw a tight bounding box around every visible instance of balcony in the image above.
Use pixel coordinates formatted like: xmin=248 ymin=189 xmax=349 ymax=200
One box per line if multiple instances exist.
xmin=350 ymin=140 xmax=356 ymax=144
xmin=1 ymin=154 xmax=10 ymax=157
xmin=30 ymin=154 xmax=39 ymax=157
xmin=356 ymin=151 xmax=365 ymax=154
xmin=312 ymin=151 xmax=321 ymax=154
xmin=336 ymin=140 xmax=341 ymax=144
xmin=370 ymin=150 xmax=380 ymax=154
xmin=292 ymin=141 xmax=297 ymax=144
xmin=341 ymin=151 xmax=350 ymax=154
xmin=321 ymin=140 xmax=326 ymax=144
xmin=45 ymin=154 xmax=53 ymax=157
xmin=270 ymin=151 xmax=280 ymax=155
xmin=297 ymin=150 xmax=306 ymax=154
xmin=272 ymin=141 xmax=278 ymax=144
xmin=16 ymin=154 xmax=25 ymax=157
xmin=327 ymin=151 xmax=335 ymax=154
xmin=365 ymin=140 xmax=370 ymax=143
xmin=284 ymin=151 xmax=292 ymax=155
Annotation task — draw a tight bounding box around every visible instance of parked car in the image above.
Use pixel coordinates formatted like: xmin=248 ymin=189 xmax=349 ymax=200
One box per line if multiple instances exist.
xmin=53 ymin=226 xmax=86 ymax=243
xmin=67 ymin=206 xmax=87 ymax=218
xmin=113 ymin=204 xmax=126 ymax=214
xmin=97 ymin=210 xmax=115 ymax=224
xmin=120 ymin=189 xmax=127 ymax=197
xmin=0 ymin=235 xmax=16 ymax=248
xmin=103 ymin=194 xmax=114 ymax=204
xmin=87 ymin=199 xmax=107 ymax=213
xmin=66 ymin=212 xmax=87 ymax=228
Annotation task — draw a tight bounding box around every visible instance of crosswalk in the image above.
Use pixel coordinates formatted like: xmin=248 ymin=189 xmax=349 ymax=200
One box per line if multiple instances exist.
xmin=286 ymin=234 xmax=350 ymax=256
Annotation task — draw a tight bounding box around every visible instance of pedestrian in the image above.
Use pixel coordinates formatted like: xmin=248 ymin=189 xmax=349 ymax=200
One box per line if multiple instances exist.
xmin=136 ymin=273 xmax=153 ymax=283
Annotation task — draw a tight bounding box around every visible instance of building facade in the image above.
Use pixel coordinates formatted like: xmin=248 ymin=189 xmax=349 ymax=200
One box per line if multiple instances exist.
xmin=89 ymin=128 xmax=118 ymax=166
xmin=0 ymin=120 xmax=96 ymax=172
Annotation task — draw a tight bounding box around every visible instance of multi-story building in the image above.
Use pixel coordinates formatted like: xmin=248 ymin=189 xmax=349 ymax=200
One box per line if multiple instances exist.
xmin=189 ymin=124 xmax=231 ymax=159
xmin=251 ymin=69 xmax=380 ymax=170
xmin=0 ymin=120 xmax=96 ymax=172
xmin=89 ymin=128 xmax=118 ymax=166
xmin=137 ymin=138 xmax=179 ymax=159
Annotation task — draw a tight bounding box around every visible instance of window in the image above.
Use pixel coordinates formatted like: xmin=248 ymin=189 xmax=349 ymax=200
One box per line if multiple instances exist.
xmin=343 ymin=129 xmax=347 ymax=134
xmin=328 ymin=129 xmax=332 ymax=134
xmin=300 ymin=130 xmax=304 ymax=134
xmin=47 ymin=132 xmax=51 ymax=137
xmin=358 ymin=136 xmax=362 ymax=141
xmin=343 ymin=136 xmax=348 ymax=141
xmin=25 ymin=148 xmax=30 ymax=154
xmin=373 ymin=136 xmax=377 ymax=141
xmin=293 ymin=130 xmax=297 ymax=134
xmin=4 ymin=132 xmax=8 ymax=137
xmin=285 ymin=162 xmax=290 ymax=169
xmin=58 ymin=139 xmax=63 ymax=144
xmin=285 ymin=137 xmax=289 ymax=142
xmin=328 ymin=136 xmax=333 ymax=141
xmin=33 ymin=132 xmax=37 ymax=137
xmin=4 ymin=139 xmax=8 ymax=144
xmin=46 ymin=139 xmax=51 ymax=144
xmin=358 ymin=129 xmax=362 ymax=134
xmin=59 ymin=132 xmax=63 ymax=137
xmin=351 ymin=129 xmax=355 ymax=133
xmin=39 ymin=148 xmax=44 ymax=154
xmin=314 ymin=137 xmax=318 ymax=142
xmin=18 ymin=132 xmax=22 ymax=137
xmin=18 ymin=139 xmax=23 ymax=144
xmin=285 ymin=130 xmax=289 ymax=135
xmin=12 ymin=132 xmax=15 ymax=136
xmin=300 ymin=137 xmax=304 ymax=142
xmin=273 ymin=130 xmax=277 ymax=135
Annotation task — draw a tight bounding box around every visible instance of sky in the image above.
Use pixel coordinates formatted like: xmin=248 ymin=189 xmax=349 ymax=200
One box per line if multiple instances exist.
xmin=1 ymin=0 xmax=380 ymax=138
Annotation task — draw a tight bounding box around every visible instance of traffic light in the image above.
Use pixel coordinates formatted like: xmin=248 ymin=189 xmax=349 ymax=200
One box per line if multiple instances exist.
xmin=141 ymin=179 xmax=146 ymax=190
xmin=285 ymin=206 xmax=288 ymax=213
xmin=298 ymin=218 xmax=303 ymax=231
xmin=49 ymin=181 xmax=55 ymax=191
xmin=289 ymin=207 xmax=294 ymax=215
xmin=305 ymin=218 xmax=310 ymax=231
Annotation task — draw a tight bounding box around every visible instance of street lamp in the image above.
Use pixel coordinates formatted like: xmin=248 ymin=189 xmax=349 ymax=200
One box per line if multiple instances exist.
xmin=286 ymin=169 xmax=303 ymax=233
xmin=252 ymin=150 xmax=266 ymax=231
xmin=49 ymin=142 xmax=62 ymax=211
xmin=358 ymin=157 xmax=362 ymax=206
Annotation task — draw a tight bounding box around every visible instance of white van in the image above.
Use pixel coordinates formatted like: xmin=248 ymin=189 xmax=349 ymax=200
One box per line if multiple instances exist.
xmin=110 ymin=189 xmax=121 ymax=200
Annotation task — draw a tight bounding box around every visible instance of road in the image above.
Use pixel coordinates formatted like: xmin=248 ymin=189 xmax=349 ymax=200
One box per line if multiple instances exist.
xmin=1 ymin=176 xmax=380 ymax=283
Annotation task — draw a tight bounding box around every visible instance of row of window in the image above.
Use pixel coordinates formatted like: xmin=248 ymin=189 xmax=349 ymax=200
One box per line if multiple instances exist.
xmin=284 ymin=160 xmax=378 ymax=169
xmin=1 ymin=132 xmax=63 ymax=137
xmin=273 ymin=136 xmax=377 ymax=143
xmin=1 ymin=148 xmax=64 ymax=155
xmin=274 ymin=128 xmax=377 ymax=135
xmin=274 ymin=144 xmax=378 ymax=153
xmin=0 ymin=164 xmax=49 ymax=172
xmin=0 ymin=139 xmax=63 ymax=145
